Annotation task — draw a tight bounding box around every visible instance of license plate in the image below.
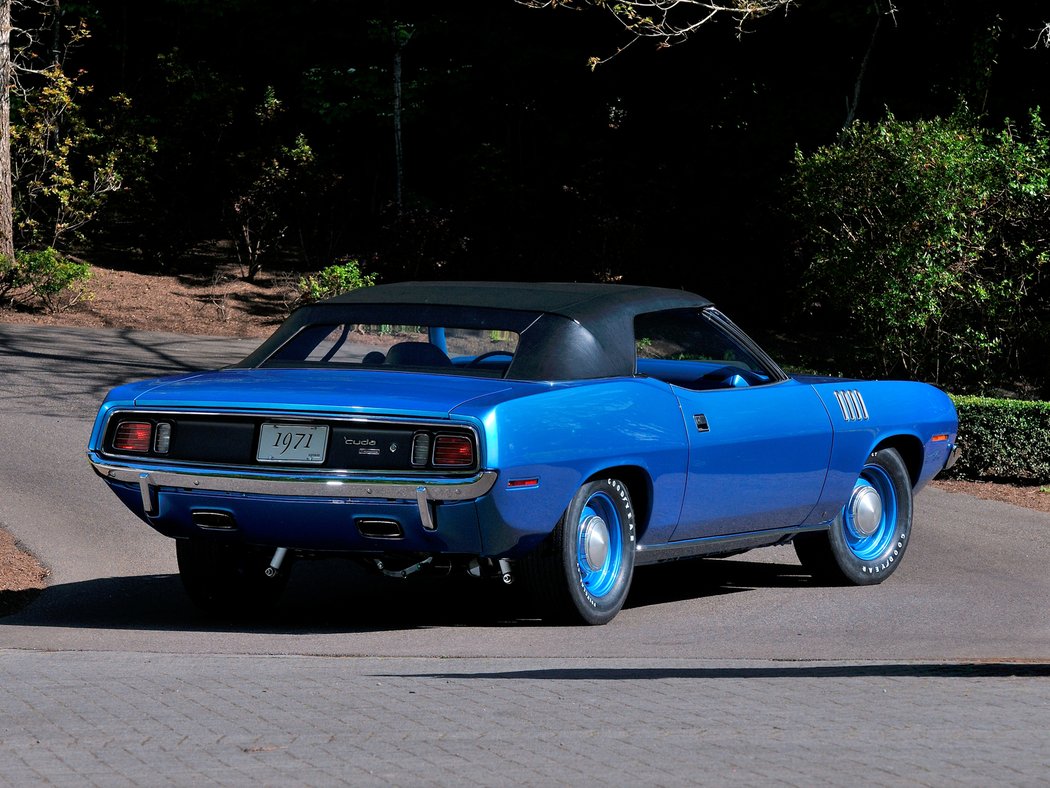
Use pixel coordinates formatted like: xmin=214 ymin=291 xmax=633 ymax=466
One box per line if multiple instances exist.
xmin=257 ymin=423 xmax=329 ymax=464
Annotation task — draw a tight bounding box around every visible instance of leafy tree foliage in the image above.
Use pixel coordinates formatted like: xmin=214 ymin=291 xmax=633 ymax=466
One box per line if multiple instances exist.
xmin=229 ymin=87 xmax=314 ymax=282
xmin=790 ymin=109 xmax=1050 ymax=392
xmin=0 ymin=3 xmax=153 ymax=314
xmin=12 ymin=56 xmax=153 ymax=250
xmin=1 ymin=0 xmax=1048 ymax=387
xmin=114 ymin=50 xmax=240 ymax=265
xmin=52 ymin=1 xmax=1045 ymax=299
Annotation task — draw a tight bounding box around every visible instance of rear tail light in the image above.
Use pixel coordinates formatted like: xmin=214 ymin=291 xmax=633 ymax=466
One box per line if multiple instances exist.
xmin=114 ymin=421 xmax=152 ymax=453
xmin=432 ymin=434 xmax=474 ymax=467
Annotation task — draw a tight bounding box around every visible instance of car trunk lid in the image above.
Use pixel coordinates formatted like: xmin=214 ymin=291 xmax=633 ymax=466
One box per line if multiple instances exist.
xmin=132 ymin=368 xmax=518 ymax=419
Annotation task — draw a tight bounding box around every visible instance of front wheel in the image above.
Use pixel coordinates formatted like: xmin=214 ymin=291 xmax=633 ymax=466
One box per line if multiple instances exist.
xmin=795 ymin=447 xmax=913 ymax=585
xmin=519 ymin=478 xmax=636 ymax=625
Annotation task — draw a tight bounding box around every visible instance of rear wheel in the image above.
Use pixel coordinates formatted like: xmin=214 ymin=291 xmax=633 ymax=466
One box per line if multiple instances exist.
xmin=176 ymin=539 xmax=291 ymax=616
xmin=795 ymin=447 xmax=913 ymax=585
xmin=519 ymin=478 xmax=636 ymax=625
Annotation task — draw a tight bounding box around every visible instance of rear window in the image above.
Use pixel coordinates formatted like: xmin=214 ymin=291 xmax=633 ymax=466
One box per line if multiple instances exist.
xmin=240 ymin=302 xmax=610 ymax=381
xmin=262 ymin=323 xmax=520 ymax=377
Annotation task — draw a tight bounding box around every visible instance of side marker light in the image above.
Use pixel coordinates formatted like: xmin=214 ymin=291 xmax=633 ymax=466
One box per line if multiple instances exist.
xmin=507 ymin=478 xmax=540 ymax=489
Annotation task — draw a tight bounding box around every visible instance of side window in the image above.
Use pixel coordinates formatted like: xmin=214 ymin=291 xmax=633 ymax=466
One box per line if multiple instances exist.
xmin=634 ymin=308 xmax=778 ymax=389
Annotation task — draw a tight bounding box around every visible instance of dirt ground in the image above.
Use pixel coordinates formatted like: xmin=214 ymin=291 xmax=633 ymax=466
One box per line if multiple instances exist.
xmin=0 ymin=262 xmax=289 ymax=339
xmin=1 ymin=263 xmax=1048 ymax=598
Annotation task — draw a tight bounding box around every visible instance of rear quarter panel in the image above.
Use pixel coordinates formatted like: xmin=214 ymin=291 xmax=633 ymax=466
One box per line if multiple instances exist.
xmin=87 ymin=377 xmax=193 ymax=450
xmin=455 ymin=377 xmax=689 ymax=556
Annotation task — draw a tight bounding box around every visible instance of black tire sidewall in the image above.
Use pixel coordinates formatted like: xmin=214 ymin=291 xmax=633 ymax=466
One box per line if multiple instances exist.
xmin=559 ymin=478 xmax=636 ymax=624
xmin=826 ymin=448 xmax=913 ymax=585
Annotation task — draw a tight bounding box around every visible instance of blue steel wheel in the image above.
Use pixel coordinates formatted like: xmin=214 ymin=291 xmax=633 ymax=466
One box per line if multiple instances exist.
xmin=794 ymin=448 xmax=913 ymax=586
xmin=575 ymin=490 xmax=625 ymax=599
xmin=519 ymin=478 xmax=636 ymax=625
xmin=842 ymin=465 xmax=897 ymax=561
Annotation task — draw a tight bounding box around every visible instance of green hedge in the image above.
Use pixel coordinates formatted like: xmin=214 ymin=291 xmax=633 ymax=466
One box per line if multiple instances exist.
xmin=946 ymin=395 xmax=1050 ymax=483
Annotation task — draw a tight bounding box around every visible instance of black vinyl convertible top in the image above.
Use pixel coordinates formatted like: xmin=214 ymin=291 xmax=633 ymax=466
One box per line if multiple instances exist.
xmin=328 ymin=281 xmax=712 ymax=322
xmin=242 ymin=282 xmax=714 ymax=380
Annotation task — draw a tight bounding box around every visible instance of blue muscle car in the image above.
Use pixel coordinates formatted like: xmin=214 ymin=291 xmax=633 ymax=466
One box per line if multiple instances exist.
xmin=87 ymin=282 xmax=959 ymax=624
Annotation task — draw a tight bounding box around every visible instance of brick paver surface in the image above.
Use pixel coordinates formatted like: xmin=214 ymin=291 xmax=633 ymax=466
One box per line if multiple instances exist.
xmin=1 ymin=652 xmax=1047 ymax=786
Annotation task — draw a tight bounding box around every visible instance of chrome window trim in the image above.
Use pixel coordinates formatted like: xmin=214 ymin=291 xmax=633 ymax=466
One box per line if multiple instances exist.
xmin=703 ymin=308 xmax=790 ymax=384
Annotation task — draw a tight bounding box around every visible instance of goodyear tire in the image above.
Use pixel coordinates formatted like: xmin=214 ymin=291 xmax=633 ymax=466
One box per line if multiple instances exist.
xmin=176 ymin=539 xmax=290 ymax=616
xmin=795 ymin=447 xmax=913 ymax=585
xmin=519 ymin=478 xmax=636 ymax=625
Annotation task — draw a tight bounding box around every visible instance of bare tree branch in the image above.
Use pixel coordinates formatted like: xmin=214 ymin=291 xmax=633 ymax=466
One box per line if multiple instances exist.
xmin=1036 ymin=21 xmax=1050 ymax=48
xmin=844 ymin=1 xmax=898 ymax=128
xmin=519 ymin=0 xmax=795 ymax=66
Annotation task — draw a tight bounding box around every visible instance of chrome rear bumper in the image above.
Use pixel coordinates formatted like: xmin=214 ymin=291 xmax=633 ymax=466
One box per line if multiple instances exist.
xmin=87 ymin=452 xmax=498 ymax=531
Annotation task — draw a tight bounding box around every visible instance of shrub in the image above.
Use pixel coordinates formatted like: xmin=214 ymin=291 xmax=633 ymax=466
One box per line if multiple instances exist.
xmin=946 ymin=395 xmax=1050 ymax=483
xmin=0 ymin=248 xmax=92 ymax=313
xmin=296 ymin=258 xmax=376 ymax=305
xmin=0 ymin=255 xmax=29 ymax=301
xmin=789 ymin=108 xmax=1050 ymax=393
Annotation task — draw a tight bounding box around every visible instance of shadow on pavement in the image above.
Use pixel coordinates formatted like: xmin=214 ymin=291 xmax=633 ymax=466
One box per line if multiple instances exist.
xmin=0 ymin=556 xmax=809 ymax=633
xmin=0 ymin=324 xmax=257 ymax=418
xmin=395 ymin=663 xmax=1050 ymax=680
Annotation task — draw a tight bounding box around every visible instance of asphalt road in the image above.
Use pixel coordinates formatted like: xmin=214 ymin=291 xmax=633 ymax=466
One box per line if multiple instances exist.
xmin=1 ymin=324 xmax=1048 ymax=784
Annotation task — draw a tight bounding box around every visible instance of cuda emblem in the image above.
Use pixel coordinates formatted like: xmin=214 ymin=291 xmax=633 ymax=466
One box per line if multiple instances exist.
xmin=345 ymin=438 xmax=377 ymax=446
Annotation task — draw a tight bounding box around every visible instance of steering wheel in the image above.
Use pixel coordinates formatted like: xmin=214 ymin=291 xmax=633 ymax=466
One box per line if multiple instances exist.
xmin=465 ymin=350 xmax=515 ymax=367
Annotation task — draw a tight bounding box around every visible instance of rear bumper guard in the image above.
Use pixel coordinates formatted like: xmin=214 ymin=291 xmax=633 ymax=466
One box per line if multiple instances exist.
xmin=87 ymin=452 xmax=497 ymax=531
xmin=943 ymin=442 xmax=961 ymax=471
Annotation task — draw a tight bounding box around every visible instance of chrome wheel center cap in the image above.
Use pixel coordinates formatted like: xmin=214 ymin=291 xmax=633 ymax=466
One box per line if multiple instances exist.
xmin=581 ymin=515 xmax=610 ymax=571
xmin=850 ymin=486 xmax=883 ymax=536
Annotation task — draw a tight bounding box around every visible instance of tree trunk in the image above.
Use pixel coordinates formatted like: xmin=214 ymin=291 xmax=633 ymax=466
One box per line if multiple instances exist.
xmin=51 ymin=0 xmax=61 ymax=64
xmin=392 ymin=35 xmax=403 ymax=215
xmin=0 ymin=0 xmax=14 ymax=265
